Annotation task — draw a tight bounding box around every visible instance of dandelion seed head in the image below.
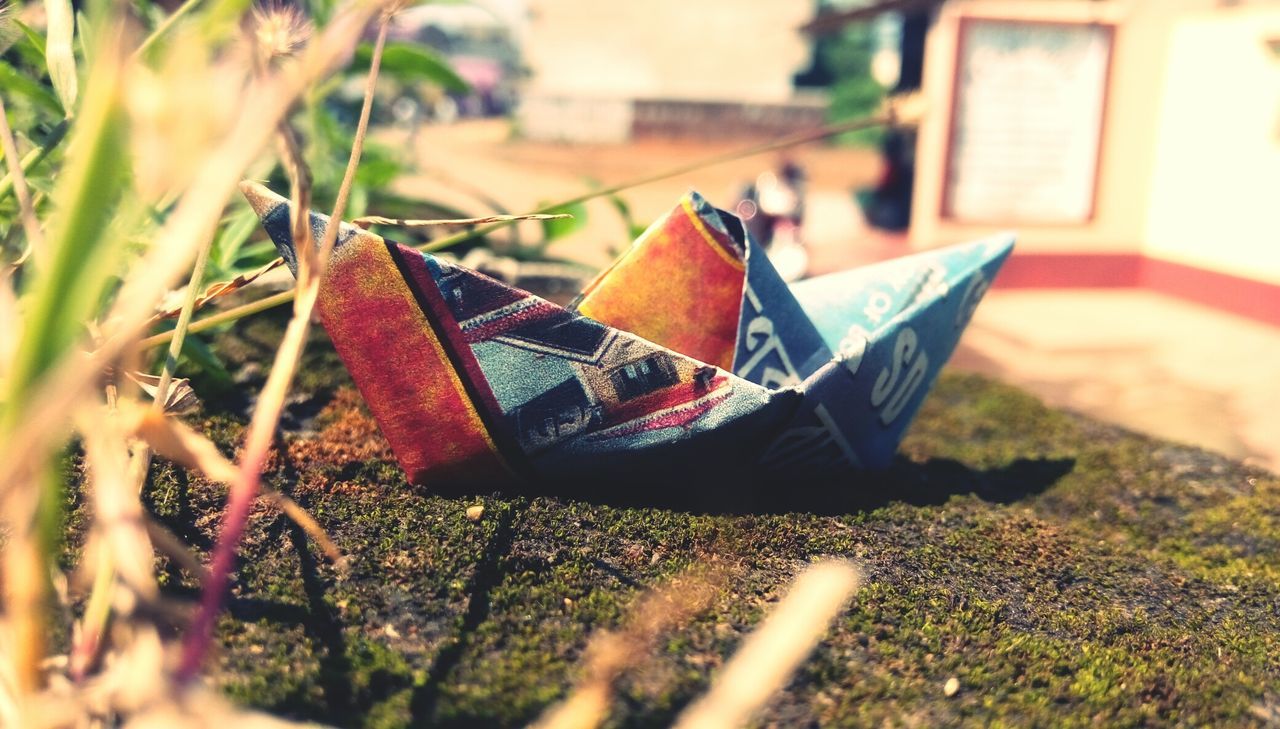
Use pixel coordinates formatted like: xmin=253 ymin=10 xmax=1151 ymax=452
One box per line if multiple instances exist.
xmin=250 ymin=3 xmax=311 ymax=68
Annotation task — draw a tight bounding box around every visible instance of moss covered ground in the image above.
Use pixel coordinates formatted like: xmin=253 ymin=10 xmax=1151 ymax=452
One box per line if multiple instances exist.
xmin=73 ymin=313 xmax=1280 ymax=727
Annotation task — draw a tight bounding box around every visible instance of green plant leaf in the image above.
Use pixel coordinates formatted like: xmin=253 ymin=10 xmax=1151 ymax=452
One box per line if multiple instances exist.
xmin=354 ymin=42 xmax=469 ymax=94
xmin=231 ymin=240 xmax=281 ymax=269
xmin=75 ymin=10 xmax=93 ymax=66
xmin=607 ymin=193 xmax=648 ymax=241
xmin=199 ymin=0 xmax=254 ymax=39
xmin=538 ymin=201 xmax=587 ymax=244
xmin=43 ymin=0 xmax=78 ymax=114
xmin=4 ymin=50 xmax=127 ymax=424
xmin=179 ymin=334 xmax=233 ymax=388
xmin=14 ymin=19 xmax=47 ymax=58
xmin=0 ymin=61 xmax=63 ymax=116
xmin=210 ymin=206 xmax=259 ymax=272
xmin=353 ymin=148 xmax=402 ymax=189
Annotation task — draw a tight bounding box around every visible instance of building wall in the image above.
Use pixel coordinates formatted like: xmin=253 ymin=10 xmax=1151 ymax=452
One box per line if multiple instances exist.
xmin=1143 ymin=7 xmax=1280 ymax=285
xmin=518 ymin=0 xmax=813 ymax=142
xmin=522 ymin=0 xmax=811 ymax=102
xmin=910 ymin=0 xmax=1215 ymax=253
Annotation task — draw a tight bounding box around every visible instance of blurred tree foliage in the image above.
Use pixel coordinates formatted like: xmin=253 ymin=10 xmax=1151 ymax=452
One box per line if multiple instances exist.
xmin=0 ymin=0 xmax=605 ymax=389
xmin=795 ymin=19 xmax=885 ymax=146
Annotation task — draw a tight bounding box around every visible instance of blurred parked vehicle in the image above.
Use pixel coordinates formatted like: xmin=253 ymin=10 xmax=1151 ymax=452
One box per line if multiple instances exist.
xmin=736 ymin=160 xmax=809 ymax=281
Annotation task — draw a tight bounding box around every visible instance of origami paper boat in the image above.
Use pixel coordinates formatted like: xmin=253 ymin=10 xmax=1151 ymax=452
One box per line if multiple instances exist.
xmin=241 ymin=182 xmax=1012 ymax=487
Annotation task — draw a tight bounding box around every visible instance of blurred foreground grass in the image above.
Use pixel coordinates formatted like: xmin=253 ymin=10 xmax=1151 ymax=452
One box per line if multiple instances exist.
xmin=60 ymin=310 xmax=1280 ymax=727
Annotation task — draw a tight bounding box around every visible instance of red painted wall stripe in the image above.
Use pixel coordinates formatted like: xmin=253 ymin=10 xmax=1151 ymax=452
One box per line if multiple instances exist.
xmin=993 ymin=253 xmax=1142 ymax=289
xmin=1141 ymin=257 xmax=1280 ymax=328
xmin=988 ymin=251 xmax=1280 ymax=327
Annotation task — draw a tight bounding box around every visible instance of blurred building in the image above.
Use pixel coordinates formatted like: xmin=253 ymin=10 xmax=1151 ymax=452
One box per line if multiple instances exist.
xmin=816 ymin=0 xmax=1280 ymax=325
xmin=392 ymin=4 xmax=523 ymax=118
xmin=518 ymin=0 xmax=826 ymax=142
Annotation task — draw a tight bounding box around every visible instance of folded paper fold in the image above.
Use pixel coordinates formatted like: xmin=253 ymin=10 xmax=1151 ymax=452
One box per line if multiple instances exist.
xmin=241 ymin=181 xmax=1012 ymax=487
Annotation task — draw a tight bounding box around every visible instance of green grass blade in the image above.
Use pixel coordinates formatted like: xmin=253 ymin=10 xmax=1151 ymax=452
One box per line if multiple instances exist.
xmin=3 ymin=42 xmax=126 ymax=424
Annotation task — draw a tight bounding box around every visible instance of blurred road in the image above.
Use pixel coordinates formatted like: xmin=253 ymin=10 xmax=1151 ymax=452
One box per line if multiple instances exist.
xmin=383 ymin=118 xmax=887 ymax=269
xmin=954 ymin=290 xmax=1280 ymax=473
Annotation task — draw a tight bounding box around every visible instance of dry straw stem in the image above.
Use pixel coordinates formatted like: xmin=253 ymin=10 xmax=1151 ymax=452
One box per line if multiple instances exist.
xmin=0 ymin=96 xmax=45 ymax=263
xmin=0 ymin=0 xmax=388 ymax=505
xmin=137 ymin=111 xmax=891 ymax=353
xmin=177 ymin=11 xmax=393 ymax=681
xmin=672 ymin=560 xmax=861 ymax=729
xmin=0 ymin=120 xmax=69 ymax=207
xmin=276 ymin=119 xmax=314 ymax=279
xmin=4 ymin=1 xmax=383 ymax=691
xmin=532 ymin=566 xmax=727 ymax=729
xmin=418 ymin=112 xmax=892 ymax=253
xmin=150 ymin=257 xmax=285 ymax=321
xmin=69 ymin=406 xmax=161 ymax=679
xmin=145 ymin=517 xmax=210 ymax=582
xmin=78 ymin=407 xmax=158 ymax=601
xmin=133 ymin=0 xmax=204 ymax=60
xmin=1 ymin=483 xmax=46 ymax=693
xmin=0 ymin=19 xmax=134 ymax=699
xmin=1 ymin=1 xmax=387 ymax=704
xmin=351 ymin=212 xmax=573 ymax=228
xmin=130 ymin=396 xmax=343 ymax=563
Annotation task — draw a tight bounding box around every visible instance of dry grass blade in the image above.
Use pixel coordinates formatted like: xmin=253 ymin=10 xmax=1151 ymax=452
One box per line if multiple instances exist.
xmin=351 ymin=212 xmax=572 ymax=229
xmin=276 ymin=120 xmax=314 ymax=281
xmin=126 ymin=371 xmax=201 ymax=415
xmin=177 ymin=10 xmax=393 ymax=679
xmin=145 ymin=517 xmax=209 ymax=581
xmin=0 ymin=97 xmax=45 ymax=263
xmin=259 ymin=491 xmax=344 ymax=566
xmin=78 ymin=408 xmax=158 ymax=600
xmin=150 ymin=252 xmax=284 ymax=319
xmin=68 ymin=406 xmax=160 ymax=680
xmin=130 ymin=406 xmax=237 ymax=483
xmin=136 ymin=111 xmax=890 ymax=353
xmin=0 ymin=0 xmax=386 ymax=505
xmin=1 ymin=483 xmax=46 ymax=694
xmin=133 ymin=0 xmax=203 ymax=59
xmin=130 ymin=405 xmax=342 ymax=564
xmin=151 ymin=254 xmax=285 ymax=323
xmin=532 ymin=565 xmax=727 ymax=729
xmin=672 ymin=560 xmax=861 ymax=729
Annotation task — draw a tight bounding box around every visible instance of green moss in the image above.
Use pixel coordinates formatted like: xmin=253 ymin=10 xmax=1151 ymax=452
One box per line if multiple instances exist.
xmin=75 ymin=313 xmax=1280 ymax=727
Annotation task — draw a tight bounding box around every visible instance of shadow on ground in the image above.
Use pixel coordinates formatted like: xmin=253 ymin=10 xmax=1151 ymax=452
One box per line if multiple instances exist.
xmin=447 ymin=456 xmax=1077 ymax=516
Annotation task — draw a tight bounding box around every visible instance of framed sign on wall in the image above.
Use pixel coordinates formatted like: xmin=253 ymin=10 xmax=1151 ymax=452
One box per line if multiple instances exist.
xmin=942 ymin=18 xmax=1114 ymax=224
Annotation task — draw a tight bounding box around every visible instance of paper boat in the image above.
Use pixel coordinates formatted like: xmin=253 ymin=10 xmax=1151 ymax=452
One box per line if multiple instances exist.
xmin=241 ymin=182 xmax=1012 ymax=487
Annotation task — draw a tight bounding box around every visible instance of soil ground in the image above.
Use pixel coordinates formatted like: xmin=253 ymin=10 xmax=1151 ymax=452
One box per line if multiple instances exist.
xmin=64 ymin=308 xmax=1280 ymax=727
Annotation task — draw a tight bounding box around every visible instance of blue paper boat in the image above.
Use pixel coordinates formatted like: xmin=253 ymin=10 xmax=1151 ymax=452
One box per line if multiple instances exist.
xmin=242 ymin=182 xmax=1012 ymax=487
